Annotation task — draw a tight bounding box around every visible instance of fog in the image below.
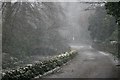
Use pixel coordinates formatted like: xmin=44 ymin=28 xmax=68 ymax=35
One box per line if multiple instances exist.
xmin=2 ymin=2 xmax=102 ymax=70
xmin=2 ymin=2 xmax=119 ymax=78
xmin=58 ymin=2 xmax=94 ymax=45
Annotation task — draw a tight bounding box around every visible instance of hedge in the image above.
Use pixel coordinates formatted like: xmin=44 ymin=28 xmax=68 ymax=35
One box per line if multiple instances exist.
xmin=2 ymin=50 xmax=77 ymax=80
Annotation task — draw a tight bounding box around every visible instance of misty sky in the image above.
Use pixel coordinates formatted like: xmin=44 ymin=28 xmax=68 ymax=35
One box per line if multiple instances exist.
xmin=58 ymin=2 xmax=94 ymax=44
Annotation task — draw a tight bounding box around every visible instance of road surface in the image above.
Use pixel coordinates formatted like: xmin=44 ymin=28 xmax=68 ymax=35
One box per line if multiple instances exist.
xmin=44 ymin=45 xmax=118 ymax=78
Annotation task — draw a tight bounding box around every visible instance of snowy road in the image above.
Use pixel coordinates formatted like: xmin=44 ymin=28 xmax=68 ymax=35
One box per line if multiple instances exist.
xmin=44 ymin=45 xmax=118 ymax=78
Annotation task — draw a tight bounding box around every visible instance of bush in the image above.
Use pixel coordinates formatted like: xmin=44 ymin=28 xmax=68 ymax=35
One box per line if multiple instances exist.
xmin=2 ymin=50 xmax=77 ymax=80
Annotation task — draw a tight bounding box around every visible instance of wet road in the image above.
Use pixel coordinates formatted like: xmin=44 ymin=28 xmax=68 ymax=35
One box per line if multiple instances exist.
xmin=44 ymin=45 xmax=118 ymax=78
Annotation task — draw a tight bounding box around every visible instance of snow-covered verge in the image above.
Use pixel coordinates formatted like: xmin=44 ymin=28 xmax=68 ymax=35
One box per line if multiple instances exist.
xmin=1 ymin=50 xmax=77 ymax=80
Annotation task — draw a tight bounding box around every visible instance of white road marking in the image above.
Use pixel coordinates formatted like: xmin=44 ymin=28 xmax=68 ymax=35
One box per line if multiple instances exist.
xmin=70 ymin=45 xmax=93 ymax=49
xmin=99 ymin=51 xmax=109 ymax=56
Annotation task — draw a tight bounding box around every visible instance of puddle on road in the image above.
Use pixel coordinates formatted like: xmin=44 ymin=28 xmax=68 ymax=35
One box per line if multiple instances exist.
xmin=83 ymin=58 xmax=95 ymax=61
xmin=81 ymin=51 xmax=97 ymax=61
xmin=88 ymin=58 xmax=95 ymax=60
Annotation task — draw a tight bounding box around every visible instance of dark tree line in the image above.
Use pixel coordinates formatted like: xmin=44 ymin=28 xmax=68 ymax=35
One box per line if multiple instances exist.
xmin=105 ymin=2 xmax=120 ymax=58
xmin=2 ymin=2 xmax=69 ymax=59
xmin=88 ymin=2 xmax=119 ymax=58
xmin=105 ymin=2 xmax=120 ymax=26
xmin=88 ymin=6 xmax=117 ymax=43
